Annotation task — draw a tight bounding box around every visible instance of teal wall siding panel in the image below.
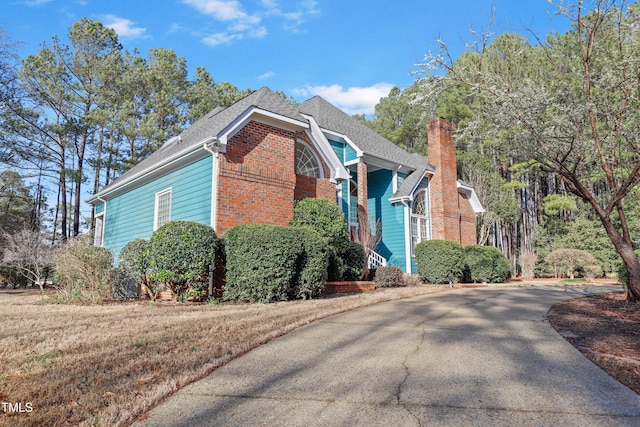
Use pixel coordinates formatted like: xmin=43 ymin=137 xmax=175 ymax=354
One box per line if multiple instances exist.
xmin=103 ymin=156 xmax=212 ymax=263
xmin=329 ymin=140 xmax=344 ymax=163
xmin=367 ymin=169 xmax=407 ymax=271
xmin=345 ymin=144 xmax=358 ymax=162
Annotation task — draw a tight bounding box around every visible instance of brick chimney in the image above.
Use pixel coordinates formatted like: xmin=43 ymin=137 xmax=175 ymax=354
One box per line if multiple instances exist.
xmin=427 ymin=118 xmax=461 ymax=242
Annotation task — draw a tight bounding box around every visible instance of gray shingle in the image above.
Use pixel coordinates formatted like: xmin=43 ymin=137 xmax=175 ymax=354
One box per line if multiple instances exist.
xmin=90 ymin=87 xmax=434 ymax=201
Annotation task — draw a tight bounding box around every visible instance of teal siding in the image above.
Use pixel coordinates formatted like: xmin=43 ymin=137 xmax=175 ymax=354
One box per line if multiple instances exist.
xmin=103 ymin=156 xmax=212 ymax=263
xmin=345 ymin=144 xmax=358 ymax=162
xmin=367 ymin=169 xmax=407 ymax=271
xmin=94 ymin=203 xmax=104 ymax=214
xmin=329 ymin=140 xmax=344 ymax=163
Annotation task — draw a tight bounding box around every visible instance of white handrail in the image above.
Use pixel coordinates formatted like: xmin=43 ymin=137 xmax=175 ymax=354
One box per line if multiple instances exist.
xmin=368 ymin=250 xmax=387 ymax=269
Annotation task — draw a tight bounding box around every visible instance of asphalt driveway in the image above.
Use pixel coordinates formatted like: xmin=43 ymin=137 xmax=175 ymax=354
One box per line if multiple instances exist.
xmin=137 ymin=285 xmax=640 ymax=426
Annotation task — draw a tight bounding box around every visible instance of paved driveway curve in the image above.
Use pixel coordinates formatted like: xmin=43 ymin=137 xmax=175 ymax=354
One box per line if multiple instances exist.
xmin=137 ymin=286 xmax=640 ymax=426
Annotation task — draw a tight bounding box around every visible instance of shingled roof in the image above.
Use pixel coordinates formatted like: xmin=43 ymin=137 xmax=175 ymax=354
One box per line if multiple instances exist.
xmin=299 ymin=96 xmax=433 ymax=171
xmin=89 ymin=87 xmax=434 ymax=202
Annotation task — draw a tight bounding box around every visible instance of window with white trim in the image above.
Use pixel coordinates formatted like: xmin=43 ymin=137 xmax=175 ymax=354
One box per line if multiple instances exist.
xmin=154 ymin=188 xmax=172 ymax=230
xmin=94 ymin=214 xmax=104 ymax=246
xmin=411 ymin=190 xmax=430 ymax=253
xmin=296 ymin=140 xmax=321 ymax=178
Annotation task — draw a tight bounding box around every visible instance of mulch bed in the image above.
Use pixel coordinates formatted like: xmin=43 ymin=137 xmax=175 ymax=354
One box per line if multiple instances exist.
xmin=547 ymin=293 xmax=640 ymax=394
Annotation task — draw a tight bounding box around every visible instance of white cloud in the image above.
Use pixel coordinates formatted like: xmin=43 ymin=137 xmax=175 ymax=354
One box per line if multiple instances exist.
xmin=258 ymin=71 xmax=275 ymax=80
xmin=293 ymin=83 xmax=395 ymax=116
xmin=202 ymin=32 xmax=243 ymax=46
xmin=182 ymin=0 xmax=249 ymax=21
xmin=101 ymin=15 xmax=147 ymax=38
xmin=184 ymin=0 xmax=319 ymax=46
xmin=22 ymin=0 xmax=53 ymax=6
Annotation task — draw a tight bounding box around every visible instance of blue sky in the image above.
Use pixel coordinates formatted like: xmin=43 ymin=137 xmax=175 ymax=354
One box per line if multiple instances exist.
xmin=3 ymin=0 xmax=572 ymax=116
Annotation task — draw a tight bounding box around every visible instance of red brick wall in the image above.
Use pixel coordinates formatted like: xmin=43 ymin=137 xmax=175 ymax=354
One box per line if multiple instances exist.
xmin=458 ymin=192 xmax=478 ymax=245
xmin=427 ymin=118 xmax=477 ymax=245
xmin=216 ymin=121 xmax=336 ymax=235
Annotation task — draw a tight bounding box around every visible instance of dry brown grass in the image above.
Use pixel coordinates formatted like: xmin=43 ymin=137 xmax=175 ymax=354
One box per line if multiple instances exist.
xmin=0 ymin=285 xmax=447 ymax=426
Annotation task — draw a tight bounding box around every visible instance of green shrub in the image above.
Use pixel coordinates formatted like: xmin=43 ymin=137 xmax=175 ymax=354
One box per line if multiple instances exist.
xmin=119 ymin=238 xmax=149 ymax=275
xmin=415 ymin=240 xmax=465 ymax=284
xmin=223 ymin=224 xmax=330 ymax=303
xmin=52 ymin=237 xmax=114 ymax=303
xmin=375 ymin=266 xmax=405 ymax=287
xmin=463 ymin=245 xmax=512 ymax=283
xmin=147 ymin=221 xmax=219 ymax=301
xmin=119 ymin=238 xmax=158 ymax=300
xmin=289 ymin=197 xmax=349 ymax=245
xmin=336 ymin=240 xmax=366 ymax=281
xmin=296 ymin=230 xmax=331 ymax=299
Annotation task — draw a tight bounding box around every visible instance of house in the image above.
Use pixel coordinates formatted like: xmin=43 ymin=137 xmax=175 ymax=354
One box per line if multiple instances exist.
xmin=87 ymin=87 xmax=483 ymax=274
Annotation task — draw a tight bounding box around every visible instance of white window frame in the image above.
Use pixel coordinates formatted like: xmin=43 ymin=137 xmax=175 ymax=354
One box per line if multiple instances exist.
xmin=94 ymin=213 xmax=104 ymax=247
xmin=410 ymin=189 xmax=431 ymax=255
xmin=154 ymin=188 xmax=172 ymax=231
xmin=296 ymin=139 xmax=323 ymax=178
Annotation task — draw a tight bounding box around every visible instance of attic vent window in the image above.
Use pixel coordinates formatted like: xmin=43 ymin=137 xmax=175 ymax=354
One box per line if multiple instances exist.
xmin=296 ymin=140 xmax=320 ymax=178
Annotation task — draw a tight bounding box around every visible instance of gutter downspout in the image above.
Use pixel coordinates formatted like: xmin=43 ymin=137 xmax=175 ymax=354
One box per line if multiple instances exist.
xmin=203 ymin=138 xmax=221 ymax=231
xmin=203 ymin=138 xmax=220 ymax=300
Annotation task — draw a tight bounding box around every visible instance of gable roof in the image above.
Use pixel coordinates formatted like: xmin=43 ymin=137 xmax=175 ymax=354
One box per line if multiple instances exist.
xmin=88 ymin=87 xmax=435 ymax=203
xmin=299 ymin=96 xmax=433 ymax=171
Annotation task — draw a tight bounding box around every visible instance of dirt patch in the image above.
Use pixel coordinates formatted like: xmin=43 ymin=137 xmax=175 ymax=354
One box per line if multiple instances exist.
xmin=547 ymin=292 xmax=640 ymax=394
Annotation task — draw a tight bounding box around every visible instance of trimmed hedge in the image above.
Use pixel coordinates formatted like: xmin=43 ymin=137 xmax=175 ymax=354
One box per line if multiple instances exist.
xmin=335 ymin=240 xmax=366 ymax=281
xmin=291 ymin=197 xmax=365 ymax=281
xmin=119 ymin=238 xmax=149 ymax=277
xmin=463 ymin=245 xmax=511 ymax=283
xmin=223 ymin=223 xmax=329 ymax=303
xmin=289 ymin=197 xmax=349 ymax=245
xmin=415 ymin=240 xmax=465 ymax=284
xmin=147 ymin=221 xmax=219 ymax=300
xmin=375 ymin=266 xmax=405 ymax=288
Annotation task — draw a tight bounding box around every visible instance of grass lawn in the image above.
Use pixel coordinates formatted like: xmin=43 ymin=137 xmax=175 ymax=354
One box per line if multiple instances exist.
xmin=0 ymin=285 xmax=447 ymax=426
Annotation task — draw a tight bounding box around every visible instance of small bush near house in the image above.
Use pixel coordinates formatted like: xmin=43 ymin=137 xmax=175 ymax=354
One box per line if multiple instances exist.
xmin=464 ymin=245 xmax=512 ymax=283
xmin=147 ymin=221 xmax=219 ymax=301
xmin=119 ymin=238 xmax=159 ymax=300
xmin=52 ymin=237 xmax=114 ymax=304
xmin=335 ymin=240 xmax=366 ymax=281
xmin=289 ymin=197 xmax=349 ymax=244
xmin=296 ymin=230 xmax=331 ymax=299
xmin=291 ymin=197 xmax=365 ymax=282
xmin=375 ymin=266 xmax=405 ymax=288
xmin=223 ymin=223 xmax=329 ymax=303
xmin=415 ymin=240 xmax=465 ymax=284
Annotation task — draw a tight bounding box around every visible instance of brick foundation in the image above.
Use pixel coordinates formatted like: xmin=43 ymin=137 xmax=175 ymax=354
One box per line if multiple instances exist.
xmin=324 ymin=281 xmax=376 ymax=294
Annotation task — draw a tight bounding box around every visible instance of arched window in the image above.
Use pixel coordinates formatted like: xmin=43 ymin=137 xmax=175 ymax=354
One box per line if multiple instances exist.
xmin=411 ymin=190 xmax=430 ymax=252
xmin=296 ymin=140 xmax=321 ymax=178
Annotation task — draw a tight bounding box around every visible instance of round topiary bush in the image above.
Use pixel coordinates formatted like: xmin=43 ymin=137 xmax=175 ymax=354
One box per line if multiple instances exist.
xmin=415 ymin=240 xmax=465 ymax=284
xmin=374 ymin=266 xmax=405 ymax=288
xmin=223 ymin=223 xmax=330 ymax=303
xmin=119 ymin=238 xmax=149 ymax=276
xmin=147 ymin=221 xmax=219 ymax=300
xmin=463 ymin=245 xmax=512 ymax=283
xmin=289 ymin=197 xmax=349 ymax=245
